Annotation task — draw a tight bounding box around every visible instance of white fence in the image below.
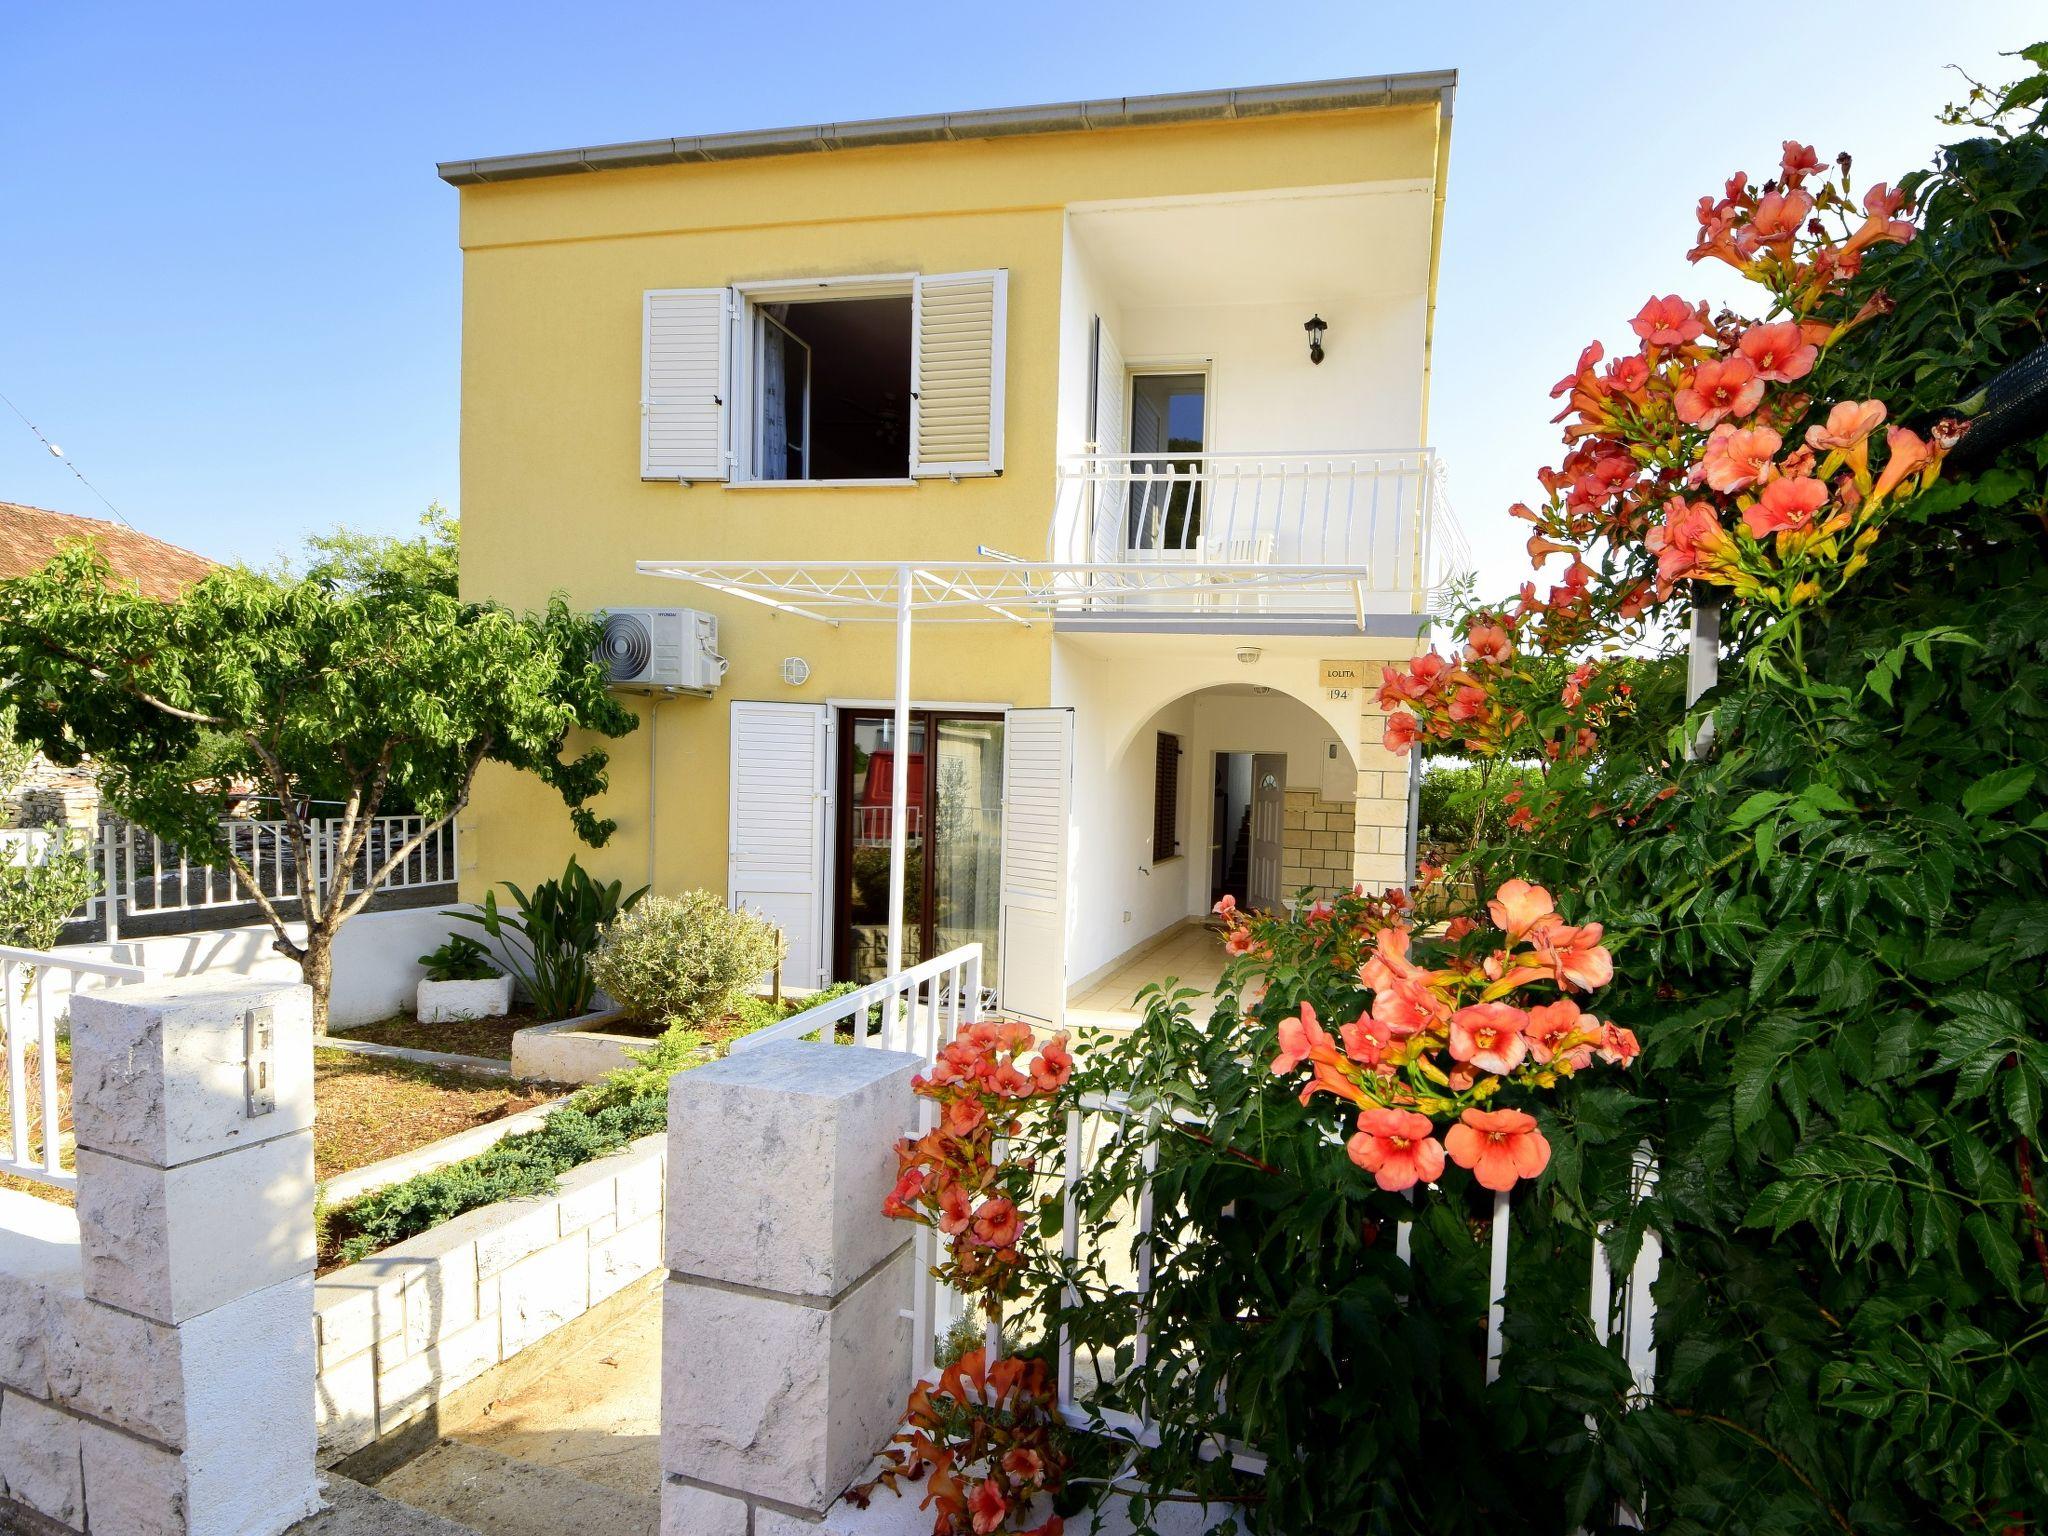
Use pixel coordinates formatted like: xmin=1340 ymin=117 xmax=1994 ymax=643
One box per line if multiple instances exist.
xmin=1051 ymin=1092 xmax=1663 ymax=1489
xmin=85 ymin=813 xmax=458 ymax=937
xmin=0 ymin=943 xmax=146 ymax=1187
xmin=1046 ymin=449 xmax=1473 ymax=620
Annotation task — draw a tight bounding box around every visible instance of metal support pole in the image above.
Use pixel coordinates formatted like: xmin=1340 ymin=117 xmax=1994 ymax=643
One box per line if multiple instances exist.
xmin=100 ymin=819 xmax=119 ymax=943
xmin=1686 ymin=598 xmax=1721 ymax=760
xmin=885 ymin=565 xmax=914 ymax=1031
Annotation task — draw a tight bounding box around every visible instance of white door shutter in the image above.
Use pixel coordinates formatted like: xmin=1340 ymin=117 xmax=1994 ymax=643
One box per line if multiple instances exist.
xmin=997 ymin=707 xmax=1072 ymax=1027
xmin=911 ymin=270 xmax=1007 ymax=478
xmin=642 ymin=288 xmax=732 ymax=481
xmin=1089 ymin=317 xmax=1128 ymax=562
xmin=728 ymin=702 xmax=832 ymax=986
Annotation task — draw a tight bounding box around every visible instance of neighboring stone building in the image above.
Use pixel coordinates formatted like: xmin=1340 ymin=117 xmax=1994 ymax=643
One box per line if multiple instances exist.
xmin=0 ymin=501 xmax=217 ymax=830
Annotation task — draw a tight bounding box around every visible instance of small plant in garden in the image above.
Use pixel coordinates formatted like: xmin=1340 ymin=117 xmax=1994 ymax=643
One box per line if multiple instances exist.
xmin=450 ymin=855 xmax=644 ymax=1021
xmin=1219 ymin=880 xmax=1635 ymax=1192
xmin=416 ymin=934 xmax=501 ymax=983
xmin=586 ymin=889 xmax=782 ymax=1028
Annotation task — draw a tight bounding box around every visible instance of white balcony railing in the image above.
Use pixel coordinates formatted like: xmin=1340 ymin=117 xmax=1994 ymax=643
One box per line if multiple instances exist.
xmin=1047 ymin=449 xmax=1471 ymax=621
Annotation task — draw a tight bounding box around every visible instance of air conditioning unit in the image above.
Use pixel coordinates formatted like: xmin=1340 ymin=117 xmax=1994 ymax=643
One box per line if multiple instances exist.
xmin=595 ymin=608 xmax=728 ymax=694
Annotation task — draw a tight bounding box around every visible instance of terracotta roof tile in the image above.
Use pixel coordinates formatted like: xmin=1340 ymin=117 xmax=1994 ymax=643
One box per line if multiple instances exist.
xmin=0 ymin=501 xmax=216 ymax=601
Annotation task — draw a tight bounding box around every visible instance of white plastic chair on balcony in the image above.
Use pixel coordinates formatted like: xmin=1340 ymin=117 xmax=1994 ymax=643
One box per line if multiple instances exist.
xmin=1200 ymin=531 xmax=1275 ymax=614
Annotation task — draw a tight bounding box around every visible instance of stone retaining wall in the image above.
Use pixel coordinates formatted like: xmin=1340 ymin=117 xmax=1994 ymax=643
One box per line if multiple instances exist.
xmin=313 ymin=1132 xmax=666 ymax=1460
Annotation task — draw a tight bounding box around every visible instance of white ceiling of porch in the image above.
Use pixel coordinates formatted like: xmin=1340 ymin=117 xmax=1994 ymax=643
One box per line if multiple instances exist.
xmin=1067 ymin=182 xmax=1435 ymax=308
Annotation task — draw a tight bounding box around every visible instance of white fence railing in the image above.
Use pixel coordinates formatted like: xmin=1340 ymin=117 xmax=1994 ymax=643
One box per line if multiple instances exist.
xmin=1046 ymin=449 xmax=1473 ymax=620
xmin=0 ymin=944 xmax=147 ymax=1188
xmin=81 ymin=814 xmax=458 ymax=937
xmin=1053 ymin=1089 xmax=1663 ymax=1510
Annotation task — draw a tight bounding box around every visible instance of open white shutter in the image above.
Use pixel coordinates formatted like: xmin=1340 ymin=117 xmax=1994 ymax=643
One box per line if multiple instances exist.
xmin=642 ymin=288 xmax=732 ymax=481
xmin=728 ymin=702 xmax=832 ymax=987
xmin=911 ymin=270 xmax=1007 ymax=478
xmin=997 ymin=707 xmax=1072 ymax=1027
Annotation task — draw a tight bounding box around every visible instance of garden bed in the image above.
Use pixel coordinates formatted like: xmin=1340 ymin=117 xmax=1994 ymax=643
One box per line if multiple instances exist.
xmin=330 ymin=1011 xmax=535 ymax=1061
xmin=0 ymin=1039 xmax=548 ymax=1207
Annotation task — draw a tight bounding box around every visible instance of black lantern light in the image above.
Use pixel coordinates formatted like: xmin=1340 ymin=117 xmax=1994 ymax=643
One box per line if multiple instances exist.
xmin=1304 ymin=313 xmax=1328 ymax=365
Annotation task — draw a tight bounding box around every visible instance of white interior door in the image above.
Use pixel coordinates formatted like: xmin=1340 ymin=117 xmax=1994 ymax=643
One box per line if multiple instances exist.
xmin=729 ymin=702 xmax=832 ymax=986
xmin=1248 ymin=753 xmax=1285 ymax=913
xmin=997 ymin=708 xmax=1073 ymax=1028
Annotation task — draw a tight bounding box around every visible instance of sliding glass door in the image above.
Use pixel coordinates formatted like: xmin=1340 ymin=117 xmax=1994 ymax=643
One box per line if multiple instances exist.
xmin=836 ymin=710 xmax=1004 ymax=985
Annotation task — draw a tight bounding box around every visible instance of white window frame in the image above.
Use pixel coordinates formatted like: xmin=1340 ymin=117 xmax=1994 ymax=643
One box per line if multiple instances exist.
xmin=730 ymin=274 xmax=919 ymax=487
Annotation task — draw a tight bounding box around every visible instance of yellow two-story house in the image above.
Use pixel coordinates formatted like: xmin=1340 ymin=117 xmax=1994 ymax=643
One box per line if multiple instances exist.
xmin=444 ymin=72 xmax=1468 ymax=1030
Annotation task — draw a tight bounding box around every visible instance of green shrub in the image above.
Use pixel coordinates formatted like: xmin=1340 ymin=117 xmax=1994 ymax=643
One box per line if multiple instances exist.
xmin=588 ymin=890 xmax=783 ymax=1027
xmin=1415 ymin=761 xmax=1539 ymax=851
xmin=0 ymin=836 xmax=97 ymax=951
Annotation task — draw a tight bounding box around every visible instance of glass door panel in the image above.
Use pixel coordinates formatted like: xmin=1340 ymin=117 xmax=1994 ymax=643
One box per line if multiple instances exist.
xmin=931 ymin=717 xmax=1004 ymax=978
xmin=844 ymin=715 xmax=926 ymax=985
xmin=1127 ymin=372 xmax=1206 ymax=551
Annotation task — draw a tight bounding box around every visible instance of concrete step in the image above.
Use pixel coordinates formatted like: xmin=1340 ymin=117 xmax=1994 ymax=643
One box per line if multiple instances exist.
xmin=370 ymin=1439 xmax=658 ymax=1536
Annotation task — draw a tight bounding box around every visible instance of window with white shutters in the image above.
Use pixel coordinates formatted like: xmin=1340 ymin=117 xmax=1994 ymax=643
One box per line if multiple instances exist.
xmin=642 ymin=288 xmax=732 ymax=481
xmin=911 ymin=270 xmax=1008 ymax=478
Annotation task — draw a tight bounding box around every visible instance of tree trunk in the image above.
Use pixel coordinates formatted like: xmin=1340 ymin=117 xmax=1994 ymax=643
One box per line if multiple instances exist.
xmin=301 ymin=927 xmax=334 ymax=1036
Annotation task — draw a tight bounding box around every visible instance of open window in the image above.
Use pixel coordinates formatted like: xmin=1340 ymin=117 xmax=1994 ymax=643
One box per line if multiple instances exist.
xmin=751 ymin=294 xmax=914 ymax=481
xmin=643 ymin=272 xmax=1005 ymax=484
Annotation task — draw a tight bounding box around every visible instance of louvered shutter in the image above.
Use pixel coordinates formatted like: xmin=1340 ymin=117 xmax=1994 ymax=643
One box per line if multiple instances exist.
xmin=997 ymin=707 xmax=1072 ymax=1027
xmin=642 ymin=288 xmax=732 ymax=481
xmin=911 ymin=270 xmax=1007 ymax=478
xmin=728 ymin=702 xmax=832 ymax=986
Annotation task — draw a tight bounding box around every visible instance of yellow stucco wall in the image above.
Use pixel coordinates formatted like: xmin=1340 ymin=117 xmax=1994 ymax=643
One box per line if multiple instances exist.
xmin=453 ymin=104 xmax=1445 ymax=901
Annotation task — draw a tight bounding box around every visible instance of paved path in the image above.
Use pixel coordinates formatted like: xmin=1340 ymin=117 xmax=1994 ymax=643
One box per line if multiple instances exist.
xmin=367 ymin=1280 xmax=661 ymax=1535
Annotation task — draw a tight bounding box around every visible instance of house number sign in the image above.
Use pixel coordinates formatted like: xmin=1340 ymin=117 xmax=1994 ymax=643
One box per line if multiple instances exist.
xmin=1319 ymin=659 xmax=1369 ymax=706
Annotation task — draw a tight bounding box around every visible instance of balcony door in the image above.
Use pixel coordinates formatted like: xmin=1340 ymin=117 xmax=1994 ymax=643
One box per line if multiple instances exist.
xmin=1126 ymin=370 xmax=1207 ymax=553
xmin=834 ymin=710 xmax=1005 ymax=985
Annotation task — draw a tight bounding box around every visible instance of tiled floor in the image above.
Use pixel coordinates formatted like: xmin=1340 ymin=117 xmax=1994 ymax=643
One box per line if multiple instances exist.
xmin=1066 ymin=920 xmax=1228 ymax=1030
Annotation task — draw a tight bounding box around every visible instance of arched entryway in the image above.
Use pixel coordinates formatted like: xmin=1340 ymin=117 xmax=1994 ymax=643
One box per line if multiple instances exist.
xmin=1064 ymin=679 xmax=1366 ymax=1028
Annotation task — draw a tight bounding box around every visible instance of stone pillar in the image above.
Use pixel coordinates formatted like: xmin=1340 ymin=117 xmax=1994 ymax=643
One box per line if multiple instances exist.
xmin=67 ymin=977 xmax=320 ymax=1536
xmin=1355 ymin=698 xmax=1413 ymax=892
xmin=660 ymin=1041 xmax=921 ymax=1536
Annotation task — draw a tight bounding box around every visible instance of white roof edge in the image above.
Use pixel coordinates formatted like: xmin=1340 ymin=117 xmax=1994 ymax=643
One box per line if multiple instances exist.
xmin=437 ymin=70 xmax=1457 ymax=187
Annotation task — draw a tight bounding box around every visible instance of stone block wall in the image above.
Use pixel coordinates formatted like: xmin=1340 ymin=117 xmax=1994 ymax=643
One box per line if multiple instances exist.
xmin=313 ymin=1132 xmax=666 ymax=1460
xmin=1354 ymin=704 xmax=1414 ymax=891
xmin=0 ymin=978 xmax=321 ymax=1536
xmin=661 ymin=1041 xmax=920 ymax=1535
xmin=1280 ymin=789 xmax=1358 ymax=902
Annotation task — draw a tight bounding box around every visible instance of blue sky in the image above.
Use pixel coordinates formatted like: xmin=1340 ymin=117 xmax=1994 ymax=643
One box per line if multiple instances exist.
xmin=2 ymin=2 xmax=2039 ymax=594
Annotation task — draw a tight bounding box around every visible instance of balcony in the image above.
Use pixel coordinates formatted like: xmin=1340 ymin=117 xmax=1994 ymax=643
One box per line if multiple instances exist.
xmin=1044 ymin=448 xmax=1470 ymax=628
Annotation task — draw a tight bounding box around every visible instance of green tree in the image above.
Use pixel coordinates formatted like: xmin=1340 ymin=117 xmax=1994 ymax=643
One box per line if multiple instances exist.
xmin=0 ymin=513 xmax=636 ymax=1030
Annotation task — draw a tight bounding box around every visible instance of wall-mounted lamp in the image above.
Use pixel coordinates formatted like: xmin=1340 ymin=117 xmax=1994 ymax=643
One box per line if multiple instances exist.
xmin=1235 ymin=645 xmax=1263 ymax=666
xmin=1304 ymin=313 xmax=1328 ymax=365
